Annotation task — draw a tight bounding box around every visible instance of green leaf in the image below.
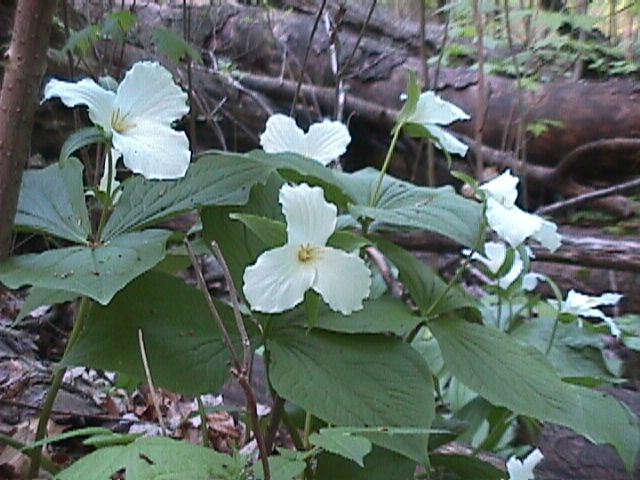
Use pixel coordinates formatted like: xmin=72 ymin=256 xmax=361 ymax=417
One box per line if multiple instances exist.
xmin=395 ymin=71 xmax=421 ymax=129
xmin=14 ymin=158 xmax=92 ymax=243
xmin=305 ymin=296 xmax=423 ymax=335
xmin=316 ymin=446 xmax=416 ymax=480
xmin=16 ymin=287 xmax=79 ymax=323
xmin=374 ymin=237 xmax=477 ymax=317
xmin=230 ymin=214 xmax=287 ymax=249
xmin=310 ymin=429 xmax=372 ymax=467
xmin=59 ymin=127 xmax=105 ymax=163
xmin=430 ymin=453 xmax=505 ymax=479
xmin=102 ymin=153 xmax=275 ymax=240
xmin=346 ymin=168 xmax=483 ymax=248
xmin=267 ymin=326 xmax=433 ymax=462
xmin=62 ymin=271 xmax=247 ymax=396
xmin=54 ymin=436 xmax=244 ymax=480
xmin=153 ymin=26 xmax=203 ymax=64
xmin=430 ymin=318 xmax=640 ymax=472
xmin=62 ymin=25 xmax=101 ymax=55
xmin=255 ymin=453 xmax=306 ymax=480
xmin=0 ymin=230 xmax=170 ymax=305
xmin=101 ymin=11 xmax=137 ymax=42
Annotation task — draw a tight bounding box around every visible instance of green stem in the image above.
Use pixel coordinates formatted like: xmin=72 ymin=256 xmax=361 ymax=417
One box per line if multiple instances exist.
xmin=545 ymin=312 xmax=561 ymax=356
xmin=303 ymin=411 xmax=312 ymax=449
xmin=371 ymin=126 xmax=403 ymax=206
xmin=28 ymin=296 xmax=92 ymax=479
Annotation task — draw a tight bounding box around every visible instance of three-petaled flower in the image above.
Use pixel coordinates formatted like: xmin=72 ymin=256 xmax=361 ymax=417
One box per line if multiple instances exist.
xmin=480 ymin=170 xmax=561 ymax=252
xmin=558 ymin=290 xmax=623 ymax=337
xmin=259 ymin=114 xmax=351 ymax=166
xmin=506 ymin=448 xmax=543 ymax=480
xmin=242 ymin=183 xmax=371 ymax=315
xmin=44 ymin=61 xmax=191 ymax=181
xmin=404 ymin=91 xmax=470 ymax=157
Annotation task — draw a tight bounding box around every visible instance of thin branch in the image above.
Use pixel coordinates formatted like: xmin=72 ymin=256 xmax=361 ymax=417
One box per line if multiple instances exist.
xmin=138 ymin=329 xmax=167 ymax=436
xmin=290 ymin=0 xmax=327 ymax=116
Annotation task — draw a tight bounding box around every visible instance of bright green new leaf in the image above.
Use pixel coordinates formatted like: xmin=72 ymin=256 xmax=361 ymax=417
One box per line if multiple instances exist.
xmin=54 ymin=436 xmax=244 ymax=480
xmin=153 ymin=26 xmax=203 ymax=64
xmin=430 ymin=318 xmax=640 ymax=472
xmin=346 ymin=168 xmax=483 ymax=248
xmin=101 ymin=11 xmax=137 ymax=42
xmin=62 ymin=271 xmax=248 ymax=396
xmin=0 ymin=230 xmax=171 ymax=305
xmin=14 ymin=158 xmax=92 ymax=243
xmin=267 ymin=325 xmax=433 ymax=462
xmin=62 ymin=25 xmax=101 ymax=55
xmin=310 ymin=429 xmax=372 ymax=467
xmin=102 ymin=153 xmax=274 ymax=240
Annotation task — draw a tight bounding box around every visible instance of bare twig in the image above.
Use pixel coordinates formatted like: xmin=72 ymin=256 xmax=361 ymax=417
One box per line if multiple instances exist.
xmin=138 ymin=329 xmax=167 ymax=436
xmin=290 ymin=0 xmax=327 ymax=116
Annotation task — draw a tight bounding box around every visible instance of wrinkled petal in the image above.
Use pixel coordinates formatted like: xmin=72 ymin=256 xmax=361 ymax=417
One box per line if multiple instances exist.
xmin=243 ymin=244 xmax=315 ymax=313
xmin=312 ymin=247 xmax=371 ymax=314
xmin=114 ymin=61 xmax=189 ymax=125
xmin=44 ymin=78 xmax=115 ymax=131
xmin=280 ymin=183 xmax=337 ymax=246
xmin=481 ymin=170 xmax=519 ymax=208
xmin=112 ymin=121 xmax=190 ymax=179
xmin=303 ymin=120 xmax=351 ymax=165
xmin=533 ymin=220 xmax=562 ymax=252
xmin=260 ymin=114 xmax=306 ymax=155
xmin=426 ymin=124 xmax=468 ymax=157
xmin=507 ymin=449 xmax=543 ymax=480
xmin=562 ymin=290 xmax=622 ymax=316
xmin=485 ymin=198 xmax=544 ymax=248
xmin=410 ymin=91 xmax=470 ymax=126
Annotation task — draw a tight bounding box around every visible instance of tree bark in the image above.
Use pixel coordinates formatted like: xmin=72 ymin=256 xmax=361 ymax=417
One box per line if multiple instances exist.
xmin=0 ymin=0 xmax=56 ymax=259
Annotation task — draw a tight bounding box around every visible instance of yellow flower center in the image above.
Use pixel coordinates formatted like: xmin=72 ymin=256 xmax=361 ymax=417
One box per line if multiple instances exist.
xmin=297 ymin=244 xmax=318 ymax=263
xmin=111 ymin=108 xmax=135 ymax=133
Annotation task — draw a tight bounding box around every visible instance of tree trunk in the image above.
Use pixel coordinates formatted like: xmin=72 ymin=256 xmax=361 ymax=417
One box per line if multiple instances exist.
xmin=0 ymin=0 xmax=56 ymax=259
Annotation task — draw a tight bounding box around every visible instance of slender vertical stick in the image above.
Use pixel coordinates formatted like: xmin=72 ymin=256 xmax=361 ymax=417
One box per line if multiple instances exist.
xmin=138 ymin=329 xmax=167 ymax=436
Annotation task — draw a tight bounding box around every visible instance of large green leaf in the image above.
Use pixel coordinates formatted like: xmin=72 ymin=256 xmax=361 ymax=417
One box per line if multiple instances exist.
xmin=0 ymin=230 xmax=170 ymax=305
xmin=346 ymin=168 xmax=483 ymax=248
xmin=102 ymin=153 xmax=275 ymax=240
xmin=430 ymin=318 xmax=640 ymax=472
xmin=14 ymin=158 xmax=91 ymax=243
xmin=430 ymin=453 xmax=505 ymax=480
xmin=316 ymin=446 xmax=416 ymax=480
xmin=374 ymin=237 xmax=477 ymax=318
xmin=58 ymin=127 xmax=104 ymax=163
xmin=310 ymin=429 xmax=372 ymax=467
xmin=62 ymin=271 xmax=247 ymax=396
xmin=16 ymin=287 xmax=79 ymax=322
xmin=55 ymin=436 xmax=244 ymax=480
xmin=267 ymin=326 xmax=433 ymax=462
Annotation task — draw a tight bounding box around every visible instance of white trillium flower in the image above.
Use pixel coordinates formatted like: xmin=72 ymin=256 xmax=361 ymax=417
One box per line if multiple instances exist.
xmin=243 ymin=183 xmax=371 ymax=315
xmin=480 ymin=170 xmax=562 ymax=252
xmin=44 ymin=61 xmax=191 ymax=180
xmin=506 ymin=448 xmax=544 ymax=480
xmin=405 ymin=91 xmax=470 ymax=157
xmin=466 ymin=241 xmax=523 ymax=289
xmin=560 ymin=289 xmax=623 ymax=337
xmin=259 ymin=113 xmax=351 ymax=166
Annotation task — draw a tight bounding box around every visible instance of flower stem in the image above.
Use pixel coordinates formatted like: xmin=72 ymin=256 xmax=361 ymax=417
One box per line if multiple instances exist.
xmin=28 ymin=296 xmax=92 ymax=479
xmin=371 ymin=126 xmax=403 ymax=206
xmin=303 ymin=411 xmax=312 ymax=449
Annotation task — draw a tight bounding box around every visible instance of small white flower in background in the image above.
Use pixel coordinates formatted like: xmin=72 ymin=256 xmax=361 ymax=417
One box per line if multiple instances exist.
xmin=259 ymin=113 xmax=351 ymax=166
xmin=506 ymin=448 xmax=543 ymax=480
xmin=465 ymin=241 xmax=523 ymax=289
xmin=243 ymin=183 xmax=371 ymax=315
xmin=404 ymin=91 xmax=470 ymax=157
xmin=558 ymin=289 xmax=623 ymax=337
xmin=44 ymin=61 xmax=191 ymax=181
xmin=480 ymin=170 xmax=562 ymax=252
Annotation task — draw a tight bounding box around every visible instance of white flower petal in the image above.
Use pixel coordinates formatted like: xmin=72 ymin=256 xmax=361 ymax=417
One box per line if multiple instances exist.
xmin=243 ymin=244 xmax=315 ymax=313
xmin=426 ymin=125 xmax=468 ymax=157
xmin=98 ymin=149 xmax=122 ymax=197
xmin=562 ymin=290 xmax=622 ymax=316
xmin=312 ymin=247 xmax=371 ymax=314
xmin=497 ymin=255 xmax=523 ymax=289
xmin=112 ymin=121 xmax=190 ymax=179
xmin=44 ymin=78 xmax=115 ymax=130
xmin=522 ymin=272 xmax=544 ymax=291
xmin=113 ymin=61 xmax=189 ymax=125
xmin=303 ymin=120 xmax=351 ymax=165
xmin=480 ymin=170 xmax=519 ymax=208
xmin=507 ymin=448 xmax=543 ymax=480
xmin=533 ymin=220 xmax=562 ymax=252
xmin=260 ymin=114 xmax=306 ymax=155
xmin=280 ymin=183 xmax=337 ymax=246
xmin=410 ymin=91 xmax=470 ymax=126
xmin=470 ymin=241 xmax=508 ymax=274
xmin=485 ymin=198 xmax=543 ymax=248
